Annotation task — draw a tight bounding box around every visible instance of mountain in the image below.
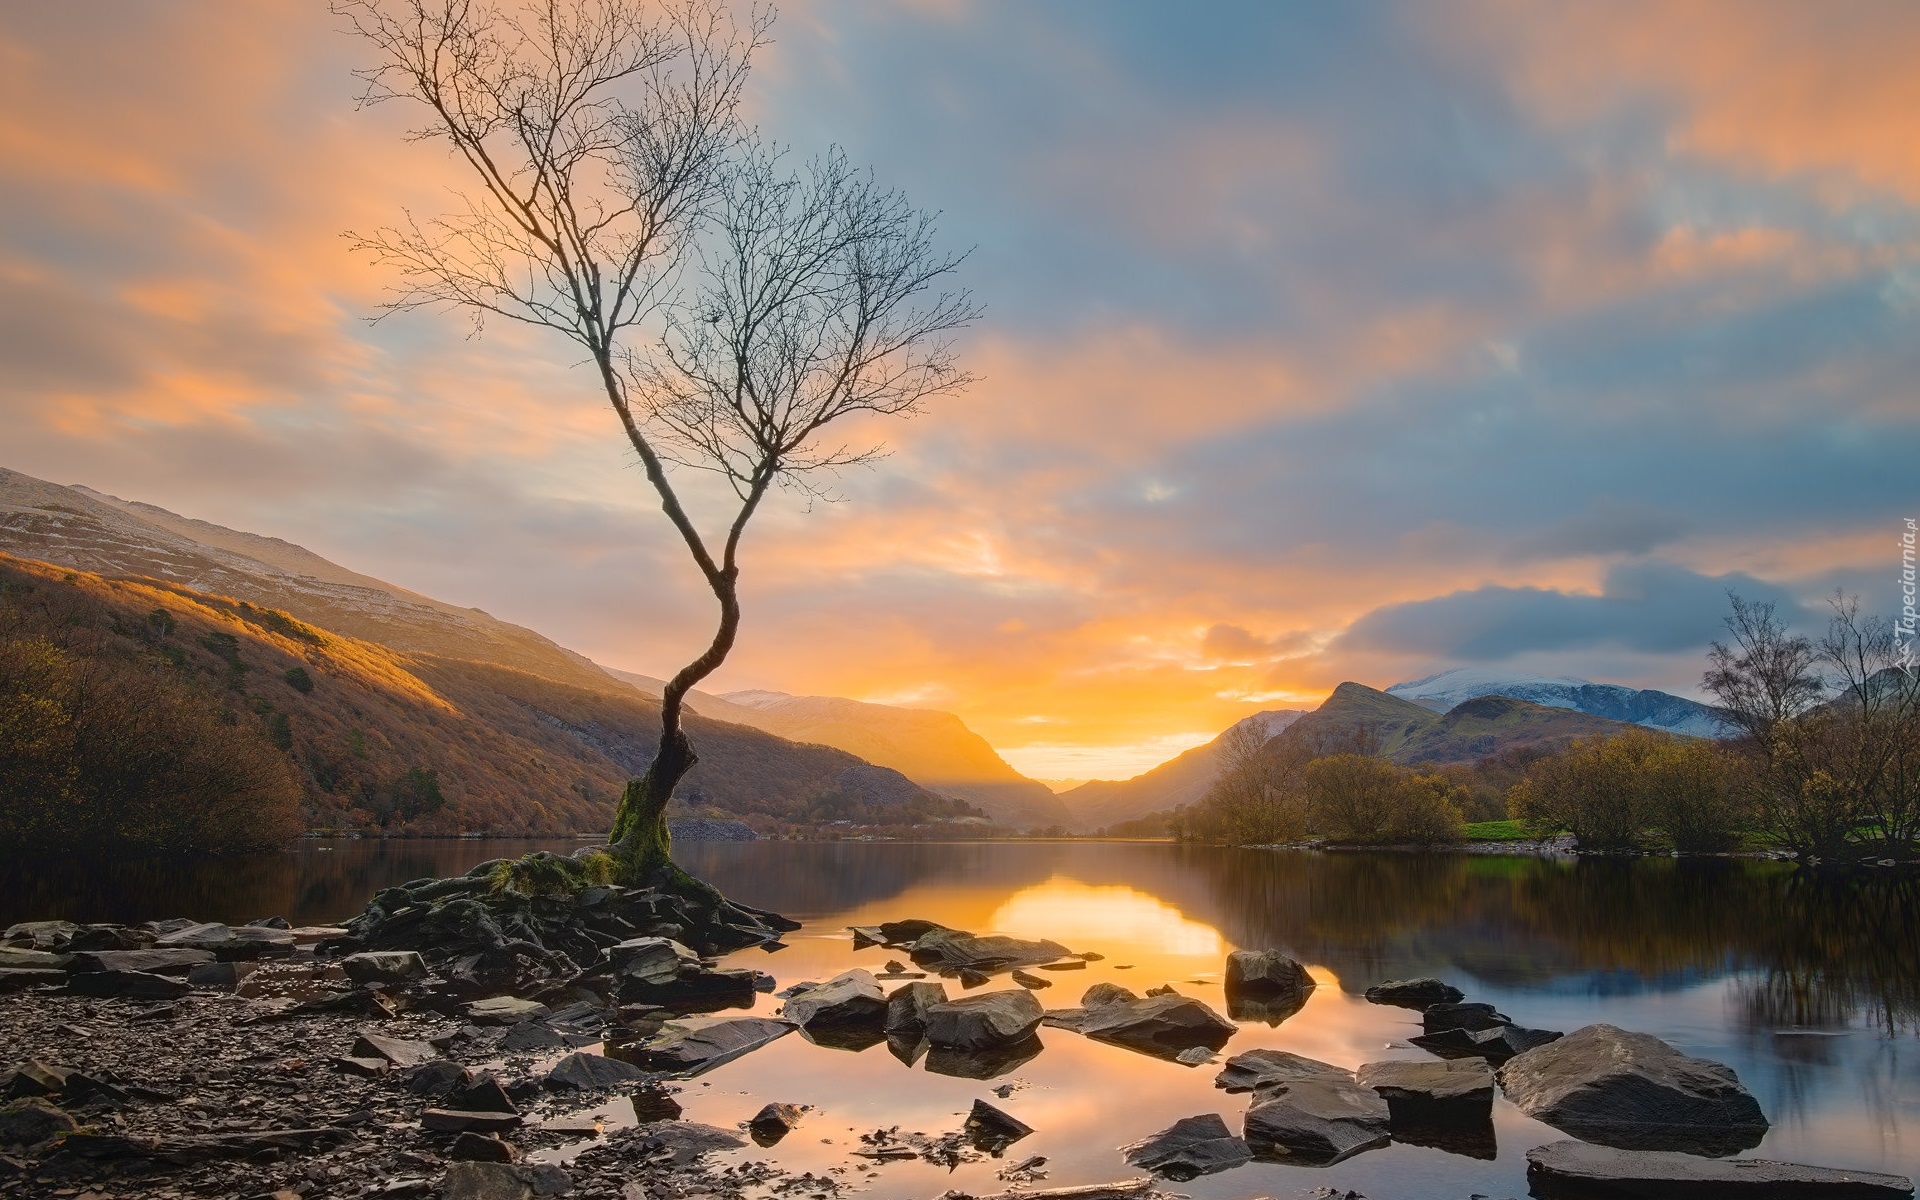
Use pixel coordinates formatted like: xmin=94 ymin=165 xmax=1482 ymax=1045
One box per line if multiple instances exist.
xmin=710 ymin=690 xmax=1074 ymax=829
xmin=1387 ymin=667 xmax=1724 ymax=738
xmin=1270 ymin=681 xmax=1641 ymax=766
xmin=0 ymin=467 xmax=615 ymax=693
xmin=0 ymin=552 xmax=974 ymax=835
xmin=1056 ymin=709 xmax=1306 ymax=831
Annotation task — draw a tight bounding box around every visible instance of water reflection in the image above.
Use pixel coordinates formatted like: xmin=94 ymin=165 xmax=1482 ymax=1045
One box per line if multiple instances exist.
xmin=5 ymin=839 xmax=1917 ymax=1196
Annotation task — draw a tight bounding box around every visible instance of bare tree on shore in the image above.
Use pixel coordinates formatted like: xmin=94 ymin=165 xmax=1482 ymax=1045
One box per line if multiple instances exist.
xmin=336 ymin=0 xmax=976 ymax=883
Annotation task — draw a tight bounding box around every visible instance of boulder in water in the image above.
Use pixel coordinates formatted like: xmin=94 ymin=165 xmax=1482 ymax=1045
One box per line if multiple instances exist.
xmin=1363 ymin=978 xmax=1464 ymax=1009
xmin=1525 ymin=1139 xmax=1914 ymax=1198
xmin=1497 ymin=1024 xmax=1768 ymax=1155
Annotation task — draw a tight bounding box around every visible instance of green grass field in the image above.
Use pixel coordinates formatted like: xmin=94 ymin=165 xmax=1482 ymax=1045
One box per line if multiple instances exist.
xmin=1462 ymin=819 xmax=1535 ymax=842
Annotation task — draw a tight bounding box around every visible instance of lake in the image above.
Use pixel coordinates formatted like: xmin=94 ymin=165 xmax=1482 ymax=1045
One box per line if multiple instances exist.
xmin=4 ymin=839 xmax=1916 ymax=1198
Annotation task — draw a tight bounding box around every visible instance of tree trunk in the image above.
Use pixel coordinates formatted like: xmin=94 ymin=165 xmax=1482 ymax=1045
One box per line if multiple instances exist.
xmin=608 ymin=724 xmax=697 ymax=882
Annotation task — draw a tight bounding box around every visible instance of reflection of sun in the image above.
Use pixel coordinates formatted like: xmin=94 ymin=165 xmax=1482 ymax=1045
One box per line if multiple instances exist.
xmin=988 ymin=878 xmax=1224 ymax=958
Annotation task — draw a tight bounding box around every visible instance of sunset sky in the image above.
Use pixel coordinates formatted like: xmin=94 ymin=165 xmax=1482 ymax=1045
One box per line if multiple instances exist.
xmin=4 ymin=2 xmax=1917 ymax=779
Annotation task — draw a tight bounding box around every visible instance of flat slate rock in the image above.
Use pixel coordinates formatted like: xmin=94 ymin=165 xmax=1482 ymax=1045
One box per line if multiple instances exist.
xmin=1121 ymin=1112 xmax=1252 ymax=1180
xmin=627 ymin=1119 xmax=748 ymax=1165
xmin=0 ymin=968 xmax=67 ymax=993
xmin=545 ymin=1051 xmax=650 ymax=1090
xmin=1363 ymin=978 xmax=1464 ymax=1009
xmin=352 ymin=1030 xmax=440 ymax=1068
xmin=64 ymin=970 xmax=191 ymax=1001
xmin=1243 ymin=1077 xmax=1391 ymax=1165
xmin=1411 ymin=1023 xmax=1561 ymax=1063
xmin=1422 ymin=1002 xmax=1510 ymax=1034
xmin=911 ymin=929 xmax=1073 ymax=974
xmin=1045 ymin=993 xmax=1235 ymax=1060
xmin=1499 ymin=1024 xmax=1768 ymax=1155
xmin=622 ymin=1015 xmax=794 ymax=1075
xmin=1217 ymin=1049 xmax=1350 ymax=1095
xmin=1526 ymin=1139 xmax=1915 ymax=1198
xmin=922 ymin=989 xmax=1046 ymax=1050
xmin=885 ymin=980 xmax=947 ymax=1032
xmin=0 ymin=948 xmax=74 ymax=970
xmin=782 ymin=969 xmax=887 ymax=1030
xmin=467 ymin=996 xmax=550 ymax=1025
xmin=1356 ymin=1058 xmax=1493 ymax=1106
xmin=342 ymin=950 xmax=428 ymax=986
xmin=423 ymin=1109 xmax=523 ymax=1134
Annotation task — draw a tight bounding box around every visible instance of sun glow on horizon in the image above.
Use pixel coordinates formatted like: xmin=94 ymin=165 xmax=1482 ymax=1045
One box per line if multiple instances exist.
xmin=989 ymin=879 xmax=1224 ymax=957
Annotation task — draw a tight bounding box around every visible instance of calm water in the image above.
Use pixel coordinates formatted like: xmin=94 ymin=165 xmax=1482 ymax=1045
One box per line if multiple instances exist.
xmin=5 ymin=840 xmax=1917 ymax=1198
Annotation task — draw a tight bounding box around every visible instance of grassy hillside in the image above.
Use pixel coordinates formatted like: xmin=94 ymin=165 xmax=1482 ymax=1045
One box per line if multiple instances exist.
xmin=0 ymin=553 xmax=975 ymax=837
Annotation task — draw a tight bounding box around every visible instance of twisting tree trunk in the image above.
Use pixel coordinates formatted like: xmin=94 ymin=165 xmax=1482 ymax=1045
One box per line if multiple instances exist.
xmin=340 ymin=0 xmax=975 ymax=886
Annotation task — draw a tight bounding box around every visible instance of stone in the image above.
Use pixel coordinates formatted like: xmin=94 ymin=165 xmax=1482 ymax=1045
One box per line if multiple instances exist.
xmin=1224 ymin=950 xmax=1317 ymax=1001
xmin=885 ymin=980 xmax=948 ymax=1031
xmin=64 ymin=970 xmax=190 ymax=1001
xmin=1411 ymin=1023 xmax=1561 ymax=1063
xmin=5 ymin=920 xmax=80 ymax=949
xmin=1363 ymin=978 xmax=1464 ymax=1009
xmin=185 ymin=961 xmax=259 ymax=991
xmin=352 ymin=1030 xmax=441 ymax=1068
xmin=0 ymin=1099 xmax=78 ymax=1148
xmin=1243 ymin=1077 xmax=1391 ymax=1165
xmin=1121 ymin=1112 xmax=1252 ymax=1180
xmin=879 ymin=918 xmax=949 ymax=944
xmin=447 ymin=1076 xmax=518 ymax=1115
xmin=1422 ymin=1002 xmax=1509 ymax=1034
xmin=335 ymin=1056 xmax=390 ymax=1077
xmin=290 ymin=925 xmax=350 ymax=944
xmin=964 ymin=1099 xmax=1033 ymax=1150
xmin=1357 ymin=1058 xmax=1493 ymax=1109
xmin=1174 ymin=1046 xmax=1215 ymax=1066
xmin=607 ymin=937 xmax=701 ymax=984
xmin=1037 ymin=959 xmax=1088 ymax=971
xmin=1497 ymin=1024 xmax=1769 ymax=1155
xmin=1356 ymin=1057 xmax=1495 ymax=1152
xmin=922 ymin=989 xmax=1046 ymax=1049
xmin=468 ymin=996 xmax=552 ymax=1025
xmin=424 ymin=1109 xmax=523 ymax=1134
xmin=620 ymin=1016 xmax=794 ymax=1075
xmin=1216 ymin=1049 xmax=1350 ymax=1094
xmin=1012 ymin=969 xmax=1052 ymax=989
xmin=52 ymin=1126 xmax=351 ymax=1164
xmin=442 ymin=1161 xmax=534 ymax=1200
xmin=1044 ymin=993 xmax=1237 ymax=1061
xmin=627 ymin=1120 xmax=747 ymax=1164
xmin=0 ymin=948 xmax=72 ymax=970
xmin=405 ymin=1060 xmax=474 ymax=1097
xmin=0 ymin=969 xmax=66 ymax=993
xmin=341 ymin=950 xmax=429 ymax=986
xmin=4 ymin=1060 xmax=69 ymax=1097
xmin=66 ymin=925 xmax=151 ymax=952
xmin=544 ymin=1052 xmax=649 ymax=1091
xmin=153 ymin=922 xmax=294 ymax=959
xmin=500 ymin=1020 xmax=567 ymax=1052
xmin=910 ymin=928 xmax=1073 ymax=974
xmin=748 ymin=1102 xmax=804 ymax=1146
xmin=450 ymin=1132 xmax=520 ymax=1163
xmin=781 ymin=969 xmax=887 ymax=1031
xmin=1525 ymin=1139 xmax=1915 ymax=1198
xmin=1081 ymin=982 xmax=1139 ymax=1007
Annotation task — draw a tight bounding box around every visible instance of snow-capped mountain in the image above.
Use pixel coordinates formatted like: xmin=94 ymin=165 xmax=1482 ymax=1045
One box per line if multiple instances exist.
xmin=1386 ymin=667 xmax=1725 ymax=738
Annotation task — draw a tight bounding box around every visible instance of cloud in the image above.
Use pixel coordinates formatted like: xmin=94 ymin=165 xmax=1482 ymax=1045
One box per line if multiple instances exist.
xmin=1337 ymin=560 xmax=1813 ymax=662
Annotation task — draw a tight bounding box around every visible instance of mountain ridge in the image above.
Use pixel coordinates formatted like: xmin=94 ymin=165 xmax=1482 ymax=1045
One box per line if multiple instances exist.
xmin=1055 ymin=709 xmax=1306 ymax=831
xmin=1386 ymin=666 xmax=1724 ymax=738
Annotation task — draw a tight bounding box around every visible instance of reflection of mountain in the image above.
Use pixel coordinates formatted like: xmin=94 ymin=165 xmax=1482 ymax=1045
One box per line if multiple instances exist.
xmin=1057 ymin=710 xmax=1304 ymax=831
xmin=1388 ymin=667 xmax=1724 ymax=738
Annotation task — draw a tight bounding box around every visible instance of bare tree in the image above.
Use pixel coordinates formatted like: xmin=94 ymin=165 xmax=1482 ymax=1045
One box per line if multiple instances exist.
xmin=1702 ymin=594 xmax=1823 ymax=742
xmin=337 ymin=0 xmax=976 ymax=881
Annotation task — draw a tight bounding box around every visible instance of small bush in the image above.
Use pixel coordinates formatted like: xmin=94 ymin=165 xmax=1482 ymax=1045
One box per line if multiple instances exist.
xmin=283 ymin=665 xmax=313 ymax=694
